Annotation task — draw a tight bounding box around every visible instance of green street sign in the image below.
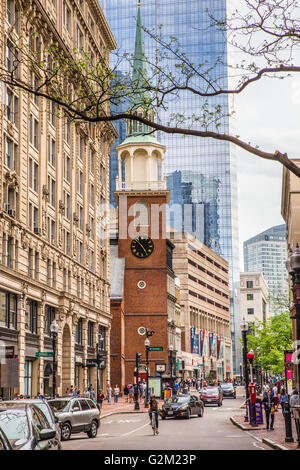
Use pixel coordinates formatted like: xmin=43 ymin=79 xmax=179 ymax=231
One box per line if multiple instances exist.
xmin=35 ymin=352 xmax=54 ymax=358
xmin=148 ymin=347 xmax=163 ymax=351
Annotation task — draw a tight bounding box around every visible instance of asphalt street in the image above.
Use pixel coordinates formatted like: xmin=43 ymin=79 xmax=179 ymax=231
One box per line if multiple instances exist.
xmin=62 ymin=395 xmax=270 ymax=451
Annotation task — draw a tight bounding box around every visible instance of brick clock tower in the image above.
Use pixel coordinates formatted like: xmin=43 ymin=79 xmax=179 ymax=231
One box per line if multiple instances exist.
xmin=110 ymin=4 xmax=173 ymax=389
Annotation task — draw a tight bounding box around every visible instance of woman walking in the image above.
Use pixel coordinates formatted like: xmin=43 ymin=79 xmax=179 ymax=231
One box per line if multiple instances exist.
xmin=106 ymin=384 xmax=112 ymax=404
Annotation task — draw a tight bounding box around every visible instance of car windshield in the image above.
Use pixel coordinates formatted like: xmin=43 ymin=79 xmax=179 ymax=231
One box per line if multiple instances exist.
xmin=170 ymin=397 xmax=189 ymax=404
xmin=35 ymin=403 xmax=53 ymax=424
xmin=0 ymin=409 xmax=29 ymax=450
xmin=221 ymin=384 xmax=233 ymax=389
xmin=48 ymin=400 xmax=70 ymax=413
xmin=203 ymin=388 xmax=218 ymax=394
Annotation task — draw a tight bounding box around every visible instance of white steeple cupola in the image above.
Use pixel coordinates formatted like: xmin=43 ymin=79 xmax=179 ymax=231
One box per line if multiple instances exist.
xmin=115 ymin=3 xmax=167 ymax=192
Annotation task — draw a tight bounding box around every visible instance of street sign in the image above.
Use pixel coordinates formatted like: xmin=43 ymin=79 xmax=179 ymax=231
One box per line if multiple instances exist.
xmin=35 ymin=352 xmax=54 ymax=358
xmin=148 ymin=347 xmax=163 ymax=351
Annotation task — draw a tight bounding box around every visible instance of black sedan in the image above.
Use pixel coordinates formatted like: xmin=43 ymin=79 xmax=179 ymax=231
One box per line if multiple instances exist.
xmin=161 ymin=395 xmax=204 ymax=419
xmin=220 ymin=383 xmax=236 ymax=398
xmin=0 ymin=404 xmax=58 ymax=450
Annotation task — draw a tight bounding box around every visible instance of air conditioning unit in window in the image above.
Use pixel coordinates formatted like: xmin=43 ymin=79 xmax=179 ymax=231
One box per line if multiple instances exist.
xmin=8 ymin=209 xmax=16 ymax=218
xmin=34 ymin=227 xmax=42 ymax=236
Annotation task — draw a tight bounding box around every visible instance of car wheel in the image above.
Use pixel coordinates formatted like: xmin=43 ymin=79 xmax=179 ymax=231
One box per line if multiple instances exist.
xmin=198 ymin=408 xmax=203 ymax=417
xmin=87 ymin=420 xmax=98 ymax=438
xmin=61 ymin=423 xmax=71 ymax=441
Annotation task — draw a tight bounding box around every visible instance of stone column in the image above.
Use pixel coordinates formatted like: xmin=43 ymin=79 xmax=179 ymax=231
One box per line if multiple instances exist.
xmin=82 ymin=317 xmax=88 ymax=390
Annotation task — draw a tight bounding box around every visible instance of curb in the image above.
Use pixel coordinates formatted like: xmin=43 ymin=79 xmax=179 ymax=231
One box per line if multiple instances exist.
xmin=230 ymin=417 xmax=289 ymax=451
xmin=230 ymin=416 xmax=266 ymax=431
xmin=262 ymin=438 xmax=289 ymax=451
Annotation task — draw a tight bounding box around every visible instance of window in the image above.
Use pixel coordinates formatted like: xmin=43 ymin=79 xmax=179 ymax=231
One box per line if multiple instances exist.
xmin=25 ymin=300 xmax=38 ymax=334
xmin=7 ymin=39 xmax=18 ymax=78
xmin=0 ymin=291 xmax=17 ymax=329
xmin=99 ymin=326 xmax=106 ymax=351
xmin=65 ymin=120 xmax=71 ymax=144
xmin=6 ymin=87 xmax=18 ymax=126
xmin=7 ymin=0 xmax=19 ymax=32
xmin=90 ymin=184 xmax=94 ymax=207
xmin=64 ymin=154 xmax=70 ymax=182
xmin=49 ymin=101 xmax=55 ymax=126
xmin=24 ymin=361 xmax=33 ymax=397
xmin=63 ymin=1 xmax=71 ymax=32
xmin=80 ymin=399 xmax=90 ymax=411
xmin=88 ymin=321 xmax=94 ymax=347
xmin=247 ymin=308 xmax=254 ymax=315
xmin=48 ymin=136 xmax=55 ymax=166
xmin=64 ymin=191 xmax=70 ymax=219
xmin=90 ymin=217 xmax=94 ymax=240
xmin=48 ymin=176 xmax=56 ymax=207
xmin=78 ymin=170 xmax=83 ymax=195
xmin=76 ymin=318 xmax=83 ymax=345
xmin=247 ymin=294 xmax=254 ymax=301
xmin=45 ymin=306 xmax=55 ymax=336
xmin=246 ymin=281 xmax=253 ymax=289
xmin=33 ymin=118 xmax=39 ymax=149
xmin=79 ymin=135 xmax=84 ymax=160
xmin=5 ymin=136 xmax=17 ymax=170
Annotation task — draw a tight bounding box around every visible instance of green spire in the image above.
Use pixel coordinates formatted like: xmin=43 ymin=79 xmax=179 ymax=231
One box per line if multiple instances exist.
xmin=131 ymin=2 xmax=149 ymax=107
xmin=120 ymin=3 xmax=159 ymax=146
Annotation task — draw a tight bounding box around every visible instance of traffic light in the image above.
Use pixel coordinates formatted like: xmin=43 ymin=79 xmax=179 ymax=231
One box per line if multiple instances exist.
xmin=136 ymin=353 xmax=142 ymax=367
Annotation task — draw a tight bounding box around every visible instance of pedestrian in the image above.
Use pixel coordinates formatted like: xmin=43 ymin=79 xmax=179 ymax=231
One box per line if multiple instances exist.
xmin=128 ymin=384 xmax=134 ymax=403
xmin=262 ymin=382 xmax=269 ymax=394
xmin=106 ymin=384 xmax=112 ymax=404
xmin=262 ymin=389 xmax=278 ymax=430
xmin=84 ymin=387 xmax=91 ymax=398
xmin=124 ymin=384 xmax=129 ymax=402
xmin=290 ymin=389 xmax=300 ymax=409
xmin=279 ymin=388 xmax=289 ymax=415
xmin=89 ymin=385 xmax=95 ymax=401
xmin=272 ymin=384 xmax=279 ymax=406
xmin=97 ymin=390 xmax=105 ymax=410
xmin=113 ymin=384 xmax=120 ymax=403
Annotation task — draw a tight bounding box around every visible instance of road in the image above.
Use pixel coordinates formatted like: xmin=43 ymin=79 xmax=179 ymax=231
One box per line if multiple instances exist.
xmin=62 ymin=395 xmax=270 ymax=450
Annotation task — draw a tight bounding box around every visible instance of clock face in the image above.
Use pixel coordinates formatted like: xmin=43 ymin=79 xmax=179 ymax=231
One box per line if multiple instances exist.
xmin=131 ymin=236 xmax=154 ymax=259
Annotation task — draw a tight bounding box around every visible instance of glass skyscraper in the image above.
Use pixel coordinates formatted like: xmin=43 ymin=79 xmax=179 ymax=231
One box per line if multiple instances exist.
xmin=244 ymin=224 xmax=288 ymax=313
xmin=101 ymin=0 xmax=241 ymax=373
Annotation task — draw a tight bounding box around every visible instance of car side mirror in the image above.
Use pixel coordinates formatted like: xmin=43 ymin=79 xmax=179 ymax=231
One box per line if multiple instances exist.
xmin=39 ymin=429 xmax=56 ymax=441
xmin=54 ymin=416 xmax=59 ymax=423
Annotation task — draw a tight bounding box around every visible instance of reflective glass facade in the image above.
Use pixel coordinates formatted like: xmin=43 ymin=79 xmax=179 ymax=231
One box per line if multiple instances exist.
xmin=101 ymin=0 xmax=241 ymax=372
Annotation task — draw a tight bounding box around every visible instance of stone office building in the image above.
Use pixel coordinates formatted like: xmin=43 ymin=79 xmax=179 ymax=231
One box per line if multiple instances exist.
xmin=0 ymin=0 xmax=116 ymax=398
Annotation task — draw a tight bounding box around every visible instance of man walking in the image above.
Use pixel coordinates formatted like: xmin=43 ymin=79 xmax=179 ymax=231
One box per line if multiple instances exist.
xmin=263 ymin=389 xmax=278 ymax=430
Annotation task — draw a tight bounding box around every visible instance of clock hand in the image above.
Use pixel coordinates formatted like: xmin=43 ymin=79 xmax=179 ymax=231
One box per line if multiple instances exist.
xmin=136 ymin=239 xmax=147 ymax=254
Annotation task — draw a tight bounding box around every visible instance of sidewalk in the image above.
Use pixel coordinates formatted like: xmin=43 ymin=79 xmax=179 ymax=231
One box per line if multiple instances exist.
xmin=231 ymin=398 xmax=299 ymax=450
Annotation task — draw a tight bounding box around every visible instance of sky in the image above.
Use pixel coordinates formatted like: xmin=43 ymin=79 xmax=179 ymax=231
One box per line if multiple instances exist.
xmin=235 ymin=74 xmax=300 ymax=270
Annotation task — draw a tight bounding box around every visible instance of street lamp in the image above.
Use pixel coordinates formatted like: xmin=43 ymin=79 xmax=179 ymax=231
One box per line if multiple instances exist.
xmin=286 ymin=244 xmax=300 ymax=446
xmin=145 ymin=336 xmax=150 ymax=408
xmin=169 ymin=344 xmax=174 ymax=394
xmin=50 ymin=319 xmax=59 ymax=398
xmin=241 ymin=318 xmax=250 ymax=422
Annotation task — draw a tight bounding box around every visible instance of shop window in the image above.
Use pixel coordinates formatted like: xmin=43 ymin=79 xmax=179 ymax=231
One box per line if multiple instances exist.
xmin=24 ymin=361 xmax=33 ymax=397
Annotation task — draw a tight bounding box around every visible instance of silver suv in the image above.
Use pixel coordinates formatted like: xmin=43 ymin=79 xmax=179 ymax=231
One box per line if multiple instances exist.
xmin=48 ymin=397 xmax=100 ymax=441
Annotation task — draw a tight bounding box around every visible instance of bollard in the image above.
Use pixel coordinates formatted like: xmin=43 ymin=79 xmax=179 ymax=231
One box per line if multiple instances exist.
xmin=283 ymin=402 xmax=294 ymax=442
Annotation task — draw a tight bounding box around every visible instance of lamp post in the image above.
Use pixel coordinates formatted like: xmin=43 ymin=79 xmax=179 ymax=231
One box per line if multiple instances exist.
xmin=169 ymin=344 xmax=174 ymax=394
xmin=286 ymin=244 xmax=300 ymax=446
xmin=145 ymin=337 xmax=150 ymax=408
xmin=50 ymin=319 xmax=59 ymax=398
xmin=241 ymin=318 xmax=250 ymax=422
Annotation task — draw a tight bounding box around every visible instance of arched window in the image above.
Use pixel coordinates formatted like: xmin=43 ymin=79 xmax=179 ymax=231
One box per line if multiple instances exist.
xmin=133 ymin=201 xmax=149 ymax=227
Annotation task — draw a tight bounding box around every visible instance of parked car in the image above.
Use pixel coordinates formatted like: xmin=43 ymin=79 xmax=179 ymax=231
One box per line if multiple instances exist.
xmin=200 ymin=386 xmax=223 ymax=406
xmin=1 ymin=399 xmax=61 ymax=447
xmin=48 ymin=397 xmax=100 ymax=441
xmin=0 ymin=427 xmax=11 ymax=450
xmin=0 ymin=404 xmax=58 ymax=450
xmin=161 ymin=394 xmax=204 ymax=419
xmin=220 ymin=383 xmax=236 ymax=399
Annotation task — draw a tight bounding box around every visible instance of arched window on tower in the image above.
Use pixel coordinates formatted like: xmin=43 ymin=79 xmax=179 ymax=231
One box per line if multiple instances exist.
xmin=133 ymin=201 xmax=149 ymax=227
